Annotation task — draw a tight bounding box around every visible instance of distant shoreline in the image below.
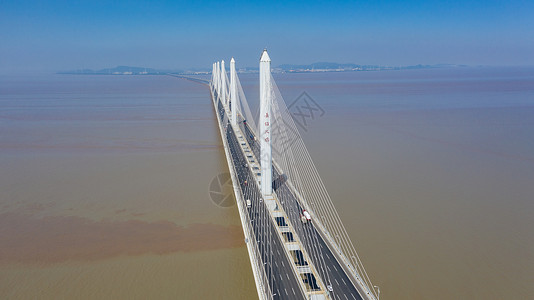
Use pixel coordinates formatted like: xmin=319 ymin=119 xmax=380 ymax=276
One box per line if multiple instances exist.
xmin=58 ymin=63 xmax=468 ymax=76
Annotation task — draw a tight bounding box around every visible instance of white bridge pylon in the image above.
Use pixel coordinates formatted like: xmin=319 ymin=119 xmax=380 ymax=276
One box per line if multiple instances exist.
xmin=259 ymin=49 xmax=272 ymax=197
xmin=230 ymin=58 xmax=237 ymax=126
xmin=211 ymin=57 xmax=257 ymax=136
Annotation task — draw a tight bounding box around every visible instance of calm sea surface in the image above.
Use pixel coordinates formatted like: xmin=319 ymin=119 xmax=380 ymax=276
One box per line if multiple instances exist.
xmin=1 ymin=68 xmax=533 ymax=299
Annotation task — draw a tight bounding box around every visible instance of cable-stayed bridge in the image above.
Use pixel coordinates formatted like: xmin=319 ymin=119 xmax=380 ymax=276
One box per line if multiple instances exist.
xmin=205 ymin=50 xmax=379 ymax=300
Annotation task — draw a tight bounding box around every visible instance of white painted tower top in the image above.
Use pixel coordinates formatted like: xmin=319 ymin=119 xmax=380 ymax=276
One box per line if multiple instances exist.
xmin=260 ymin=49 xmax=271 ymax=62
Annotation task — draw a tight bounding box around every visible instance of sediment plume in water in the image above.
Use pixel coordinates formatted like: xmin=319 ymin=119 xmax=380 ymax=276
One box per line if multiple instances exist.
xmin=0 ymin=212 xmax=244 ymax=264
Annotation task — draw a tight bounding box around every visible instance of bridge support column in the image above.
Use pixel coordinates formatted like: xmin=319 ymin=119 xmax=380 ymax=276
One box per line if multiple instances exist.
xmin=212 ymin=63 xmax=216 ymax=93
xmin=220 ymin=60 xmax=227 ymax=106
xmin=215 ymin=62 xmax=219 ymax=102
xmin=218 ymin=62 xmax=222 ymax=102
xmin=230 ymin=58 xmax=237 ymax=126
xmin=260 ymin=49 xmax=272 ymax=196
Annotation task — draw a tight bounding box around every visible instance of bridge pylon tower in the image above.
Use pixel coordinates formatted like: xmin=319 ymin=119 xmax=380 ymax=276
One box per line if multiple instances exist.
xmin=259 ymin=49 xmax=272 ymax=197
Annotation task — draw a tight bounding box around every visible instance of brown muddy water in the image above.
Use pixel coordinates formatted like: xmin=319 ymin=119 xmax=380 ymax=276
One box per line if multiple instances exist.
xmin=1 ymin=68 xmax=533 ymax=299
xmin=0 ymin=75 xmax=256 ymax=299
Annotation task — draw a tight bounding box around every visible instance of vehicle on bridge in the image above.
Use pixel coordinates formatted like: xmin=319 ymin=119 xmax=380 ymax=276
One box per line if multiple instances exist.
xmin=300 ymin=210 xmax=312 ymax=224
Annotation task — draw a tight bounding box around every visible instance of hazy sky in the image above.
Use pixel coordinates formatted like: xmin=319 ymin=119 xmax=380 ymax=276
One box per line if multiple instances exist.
xmin=1 ymin=0 xmax=533 ymax=73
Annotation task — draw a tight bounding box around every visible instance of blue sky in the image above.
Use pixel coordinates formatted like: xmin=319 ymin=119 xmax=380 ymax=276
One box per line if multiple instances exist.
xmin=1 ymin=0 xmax=533 ymax=73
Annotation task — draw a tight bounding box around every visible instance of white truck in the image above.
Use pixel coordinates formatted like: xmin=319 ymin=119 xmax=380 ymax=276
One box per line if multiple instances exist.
xmin=246 ymin=199 xmax=251 ymax=209
xmin=300 ymin=210 xmax=312 ymax=224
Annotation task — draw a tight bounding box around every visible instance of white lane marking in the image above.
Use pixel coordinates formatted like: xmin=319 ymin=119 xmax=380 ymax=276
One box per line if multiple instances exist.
xmin=285 ymin=289 xmax=288 ymax=295
xmin=342 ymin=278 xmax=346 ymax=285
xmin=286 ymin=273 xmax=290 ymax=280
xmin=333 ymin=265 xmax=338 ymax=271
xmin=344 ymin=294 xmax=349 ymax=300
xmin=280 ymin=274 xmax=283 ymax=280
xmin=335 ymin=278 xmax=339 ymax=285
xmin=351 ymin=294 xmax=357 ymax=300
xmin=292 ymin=288 xmax=295 ymax=295
xmin=327 ymin=265 xmax=331 ymax=272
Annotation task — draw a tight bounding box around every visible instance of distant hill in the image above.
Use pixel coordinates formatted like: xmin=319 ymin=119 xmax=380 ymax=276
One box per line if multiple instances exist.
xmin=58 ymin=66 xmax=182 ymax=75
xmin=278 ymin=62 xmax=362 ymax=71
xmin=98 ymin=66 xmax=160 ymax=74
xmin=276 ymin=62 xmax=460 ymax=72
